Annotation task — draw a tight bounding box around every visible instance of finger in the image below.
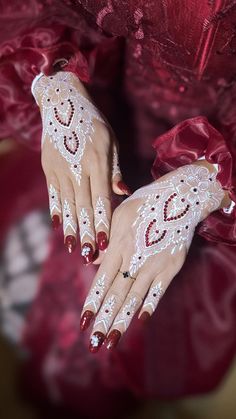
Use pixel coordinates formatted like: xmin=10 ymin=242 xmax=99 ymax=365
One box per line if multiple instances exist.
xmin=89 ymin=261 xmax=137 ymax=353
xmin=47 ymin=176 xmax=62 ymax=230
xmin=138 ymin=270 xmax=175 ymax=321
xmin=105 ymin=271 xmax=153 ymax=349
xmin=91 ymin=159 xmax=112 ymax=250
xmin=75 ymin=177 xmax=96 ymax=265
xmin=81 ymin=246 xmax=122 ymax=320
xmin=60 ymin=178 xmax=77 ymax=254
xmin=111 ymin=143 xmax=131 ymax=196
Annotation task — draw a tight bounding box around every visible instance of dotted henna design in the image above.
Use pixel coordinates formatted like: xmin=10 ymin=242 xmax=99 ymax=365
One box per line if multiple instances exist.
xmin=79 ymin=208 xmax=95 ymax=242
xmin=93 ymin=295 xmax=117 ymax=333
xmin=49 ymin=184 xmax=61 ymax=216
xmin=63 ymin=200 xmax=77 ymax=235
xmin=32 ymin=72 xmax=104 ymax=184
xmin=83 ymin=274 xmax=106 ymax=313
xmin=94 ymin=197 xmax=109 ymax=231
xmin=142 ymin=281 xmax=163 ymax=314
xmin=113 ymin=296 xmax=139 ymax=331
xmin=126 ymin=165 xmax=224 ymax=275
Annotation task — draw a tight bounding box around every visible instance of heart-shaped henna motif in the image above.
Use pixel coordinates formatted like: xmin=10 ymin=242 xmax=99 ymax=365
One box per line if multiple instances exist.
xmin=145 ymin=219 xmax=167 ymax=247
xmin=63 ymin=131 xmax=79 ymax=155
xmin=163 ymin=193 xmax=190 ymax=221
xmin=54 ymin=99 xmax=75 ymax=127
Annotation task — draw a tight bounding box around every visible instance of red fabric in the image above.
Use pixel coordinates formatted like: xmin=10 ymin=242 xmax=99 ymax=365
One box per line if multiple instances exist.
xmin=1 ymin=0 xmax=236 ymax=414
xmin=152 ymin=116 xmax=236 ymax=244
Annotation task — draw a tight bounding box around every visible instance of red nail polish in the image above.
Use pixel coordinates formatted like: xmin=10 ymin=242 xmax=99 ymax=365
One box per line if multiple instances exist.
xmin=65 ymin=235 xmax=76 ymax=254
xmin=139 ymin=311 xmax=150 ymax=322
xmin=117 ymin=181 xmax=132 ymax=196
xmin=89 ymin=332 xmax=105 ymax=353
xmin=80 ymin=310 xmax=94 ymax=331
xmin=106 ymin=329 xmax=121 ymax=350
xmin=81 ymin=243 xmax=94 ymax=264
xmin=97 ymin=231 xmax=108 ymax=251
xmin=52 ymin=214 xmax=60 ymax=230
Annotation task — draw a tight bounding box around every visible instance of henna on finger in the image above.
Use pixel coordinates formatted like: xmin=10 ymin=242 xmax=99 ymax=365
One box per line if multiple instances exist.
xmin=49 ymin=184 xmax=61 ymax=229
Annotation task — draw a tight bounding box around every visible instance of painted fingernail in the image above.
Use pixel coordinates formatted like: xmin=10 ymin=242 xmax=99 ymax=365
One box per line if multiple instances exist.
xmin=97 ymin=231 xmax=108 ymax=251
xmin=106 ymin=329 xmax=121 ymax=350
xmin=139 ymin=311 xmax=150 ymax=322
xmin=117 ymin=181 xmax=132 ymax=196
xmin=80 ymin=310 xmax=94 ymax=331
xmin=81 ymin=243 xmax=94 ymax=264
xmin=89 ymin=332 xmax=105 ymax=353
xmin=65 ymin=235 xmax=76 ymax=254
xmin=52 ymin=214 xmax=60 ymax=230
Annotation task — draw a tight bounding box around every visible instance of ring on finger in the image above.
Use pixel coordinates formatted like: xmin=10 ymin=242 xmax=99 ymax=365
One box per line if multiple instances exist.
xmin=118 ymin=270 xmax=136 ymax=282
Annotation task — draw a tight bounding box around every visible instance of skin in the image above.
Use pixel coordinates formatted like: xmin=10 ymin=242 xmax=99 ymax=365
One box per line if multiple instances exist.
xmin=81 ymin=160 xmax=229 ymax=350
xmin=35 ymin=74 xmax=128 ymax=259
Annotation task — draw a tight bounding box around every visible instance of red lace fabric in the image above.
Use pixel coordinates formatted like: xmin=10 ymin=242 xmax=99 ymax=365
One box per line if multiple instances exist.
xmin=1 ymin=0 xmax=236 ymax=413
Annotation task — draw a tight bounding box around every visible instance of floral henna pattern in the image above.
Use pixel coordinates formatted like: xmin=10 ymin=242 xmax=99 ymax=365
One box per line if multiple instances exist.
xmin=63 ymin=200 xmax=77 ymax=236
xmin=83 ymin=274 xmax=106 ymax=313
xmin=32 ymin=71 xmax=104 ymax=184
xmin=94 ymin=197 xmax=109 ymax=231
xmin=79 ymin=208 xmax=95 ymax=242
xmin=49 ymin=184 xmax=61 ymax=216
xmin=142 ymin=281 xmax=163 ymax=315
xmin=127 ymin=165 xmax=224 ymax=275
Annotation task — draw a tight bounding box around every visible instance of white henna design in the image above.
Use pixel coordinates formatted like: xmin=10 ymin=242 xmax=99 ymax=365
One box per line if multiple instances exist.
xmin=49 ymin=184 xmax=61 ymax=216
xmin=83 ymin=274 xmax=106 ymax=313
xmin=79 ymin=208 xmax=95 ymax=241
xmin=94 ymin=295 xmax=117 ymax=333
xmin=32 ymin=72 xmax=104 ymax=184
xmin=113 ymin=296 xmax=139 ymax=331
xmin=112 ymin=150 xmax=121 ymax=179
xmin=63 ymin=200 xmax=77 ymax=235
xmin=126 ymin=165 xmax=224 ymax=275
xmin=94 ymin=197 xmax=109 ymax=230
xmin=142 ymin=281 xmax=163 ymax=314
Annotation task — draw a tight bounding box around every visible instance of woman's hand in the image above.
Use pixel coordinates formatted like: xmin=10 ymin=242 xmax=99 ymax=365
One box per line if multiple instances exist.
xmin=32 ymin=71 xmax=130 ymax=263
xmin=80 ymin=163 xmax=225 ymax=352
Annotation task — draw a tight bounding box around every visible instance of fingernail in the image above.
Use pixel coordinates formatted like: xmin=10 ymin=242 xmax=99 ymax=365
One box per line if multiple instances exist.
xmin=117 ymin=181 xmax=132 ymax=196
xmin=65 ymin=235 xmax=76 ymax=254
xmin=52 ymin=214 xmax=60 ymax=230
xmin=81 ymin=243 xmax=94 ymax=264
xmin=139 ymin=311 xmax=150 ymax=322
xmin=97 ymin=231 xmax=108 ymax=251
xmin=89 ymin=332 xmax=105 ymax=353
xmin=106 ymin=329 xmax=121 ymax=350
xmin=80 ymin=310 xmax=94 ymax=331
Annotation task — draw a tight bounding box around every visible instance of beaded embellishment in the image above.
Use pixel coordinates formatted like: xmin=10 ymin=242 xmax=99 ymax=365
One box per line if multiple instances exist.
xmin=32 ymin=72 xmax=104 ymax=184
xmin=126 ymin=165 xmax=224 ymax=275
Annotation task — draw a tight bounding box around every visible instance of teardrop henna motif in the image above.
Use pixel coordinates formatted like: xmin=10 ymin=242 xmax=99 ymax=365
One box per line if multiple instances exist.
xmin=54 ymin=99 xmax=74 ymax=127
xmin=63 ymin=131 xmax=79 ymax=155
xmin=163 ymin=192 xmax=190 ymax=221
xmin=145 ymin=219 xmax=167 ymax=247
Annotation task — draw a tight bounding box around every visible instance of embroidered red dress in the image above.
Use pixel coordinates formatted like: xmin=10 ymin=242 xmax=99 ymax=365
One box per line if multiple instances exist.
xmin=0 ymin=1 xmax=236 ymax=416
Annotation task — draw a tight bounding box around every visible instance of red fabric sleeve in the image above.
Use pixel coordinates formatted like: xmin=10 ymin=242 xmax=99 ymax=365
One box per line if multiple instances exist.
xmin=152 ymin=116 xmax=236 ymax=245
xmin=0 ymin=0 xmax=123 ymax=150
